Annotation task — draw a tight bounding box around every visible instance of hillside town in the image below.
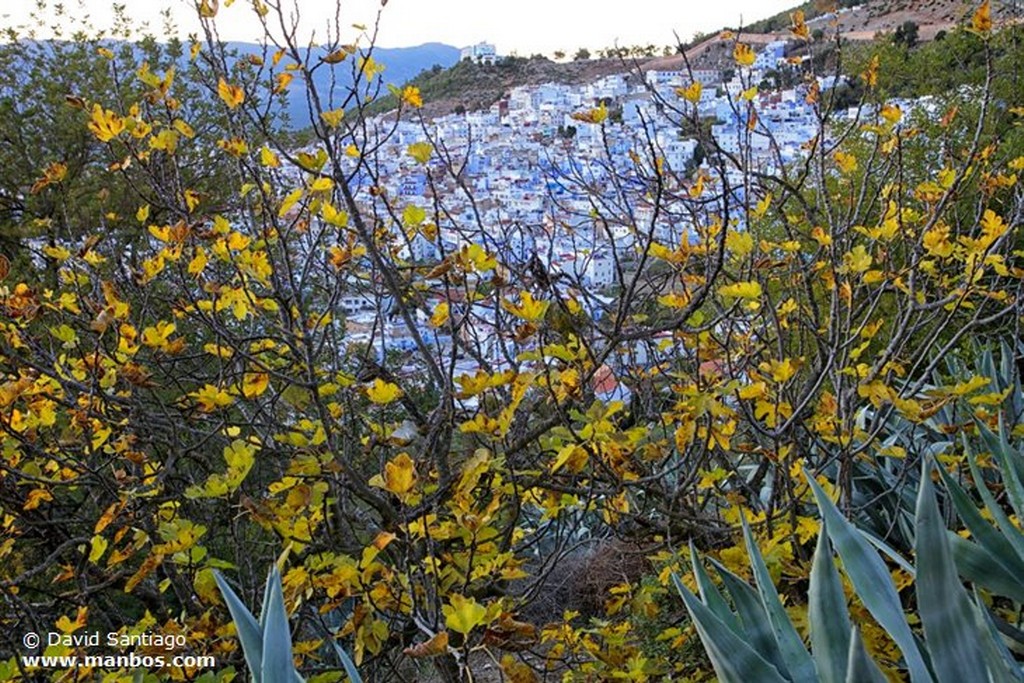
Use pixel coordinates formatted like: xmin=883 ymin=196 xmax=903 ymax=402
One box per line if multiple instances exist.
xmin=309 ymin=38 xmax=834 ymax=377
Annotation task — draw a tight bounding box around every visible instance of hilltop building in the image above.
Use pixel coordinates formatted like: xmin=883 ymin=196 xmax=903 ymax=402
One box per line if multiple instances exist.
xmin=461 ymin=42 xmax=498 ymax=65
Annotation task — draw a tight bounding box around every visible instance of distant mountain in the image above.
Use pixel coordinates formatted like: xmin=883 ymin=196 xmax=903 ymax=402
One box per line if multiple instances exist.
xmin=220 ymin=41 xmax=460 ymax=127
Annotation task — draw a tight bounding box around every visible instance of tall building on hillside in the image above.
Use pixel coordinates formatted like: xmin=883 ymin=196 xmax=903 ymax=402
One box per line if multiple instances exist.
xmin=461 ymin=42 xmax=498 ymax=65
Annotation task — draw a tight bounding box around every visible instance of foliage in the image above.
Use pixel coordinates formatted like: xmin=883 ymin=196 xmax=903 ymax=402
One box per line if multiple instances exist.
xmin=0 ymin=1 xmax=1023 ymax=682
xmin=675 ymin=459 xmax=1024 ymax=682
xmin=215 ymin=565 xmax=362 ymax=683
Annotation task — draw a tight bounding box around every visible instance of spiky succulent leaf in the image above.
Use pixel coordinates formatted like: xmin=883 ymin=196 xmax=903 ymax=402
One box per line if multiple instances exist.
xmin=689 ymin=540 xmax=740 ymax=632
xmin=214 ymin=570 xmax=265 ymax=683
xmin=844 ymin=627 xmax=887 ymax=683
xmin=809 ymin=519 xmax=852 ymax=683
xmin=707 ymin=557 xmax=789 ymax=674
xmin=915 ymin=458 xmax=986 ymax=681
xmin=260 ymin=566 xmax=296 ymax=683
xmin=804 ymin=471 xmax=931 ymax=682
xmin=672 ymin=573 xmax=789 ymax=683
xmin=740 ymin=517 xmax=817 ymax=682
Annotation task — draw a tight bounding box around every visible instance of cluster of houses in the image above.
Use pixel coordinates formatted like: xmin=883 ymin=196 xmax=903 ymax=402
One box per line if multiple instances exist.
xmin=304 ymin=38 xmax=835 ymax=385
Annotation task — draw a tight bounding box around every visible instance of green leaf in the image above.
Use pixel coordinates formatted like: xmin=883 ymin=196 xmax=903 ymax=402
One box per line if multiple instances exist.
xmin=976 ymin=416 xmax=1024 ymax=519
xmin=689 ymin=541 xmax=740 ymax=632
xmin=804 ymin=470 xmax=931 ymax=683
xmin=950 ymin=534 xmax=1024 ymax=602
xmin=328 ymin=638 xmax=363 ymax=683
xmin=708 ymin=558 xmax=788 ymax=675
xmin=741 ymin=517 xmax=817 ymax=682
xmin=935 ymin=464 xmax=1024 ymax=581
xmin=214 ymin=570 xmax=264 ymax=683
xmin=672 ymin=573 xmax=789 ymax=683
xmin=914 ymin=459 xmax=986 ymax=682
xmin=845 ymin=627 xmax=887 ymax=683
xmin=971 ymin=588 xmax=1024 ymax=683
xmin=809 ymin=520 xmax=852 ymax=683
xmin=260 ymin=566 xmax=296 ymax=683
xmin=963 ymin=435 xmax=1024 ymax=563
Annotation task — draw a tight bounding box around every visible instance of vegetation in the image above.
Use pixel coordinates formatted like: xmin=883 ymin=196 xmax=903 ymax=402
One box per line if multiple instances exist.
xmin=0 ymin=1 xmax=1022 ymax=682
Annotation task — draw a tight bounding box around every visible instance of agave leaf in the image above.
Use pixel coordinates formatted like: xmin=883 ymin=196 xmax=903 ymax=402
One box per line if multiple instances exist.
xmin=707 ymin=558 xmax=789 ymax=675
xmin=809 ymin=519 xmax=852 ymax=683
xmin=935 ymin=464 xmax=1024 ymax=579
xmin=803 ymin=471 xmax=931 ymax=683
xmin=260 ymin=566 xmax=296 ymax=683
xmin=915 ymin=458 xmax=986 ymax=681
xmin=740 ymin=517 xmax=817 ymax=682
xmin=845 ymin=627 xmax=888 ymax=683
xmin=214 ymin=570 xmax=265 ymax=683
xmin=971 ymin=588 xmax=1024 ymax=683
xmin=1001 ymin=339 xmax=1023 ymax=419
xmin=328 ymin=638 xmax=364 ymax=683
xmin=672 ymin=572 xmax=789 ymax=683
xmin=975 ymin=416 xmax=1024 ymax=519
xmin=689 ymin=540 xmax=740 ymax=632
xmin=963 ymin=435 xmax=1024 ymax=562
xmin=948 ymin=534 xmax=1024 ymax=603
xmin=858 ymin=527 xmax=916 ymax=576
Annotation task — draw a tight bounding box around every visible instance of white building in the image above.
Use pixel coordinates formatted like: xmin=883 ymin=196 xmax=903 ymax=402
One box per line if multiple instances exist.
xmin=461 ymin=42 xmax=498 ymax=65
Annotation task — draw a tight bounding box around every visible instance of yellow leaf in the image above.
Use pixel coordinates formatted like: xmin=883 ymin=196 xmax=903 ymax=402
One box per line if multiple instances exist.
xmin=401 ymin=85 xmax=423 ymax=108
xmin=260 ymin=146 xmax=280 ymax=167
xmin=718 ymin=281 xmax=762 ymax=299
xmin=791 ymin=9 xmax=810 ymax=40
xmin=88 ymin=535 xmax=108 ymax=563
xmin=43 ymin=245 xmax=71 ymax=261
xmin=675 ymin=81 xmax=702 ymax=104
xmin=377 ymin=452 xmax=416 ymax=497
xmin=880 ymin=104 xmax=902 ymax=125
xmin=403 ymin=204 xmax=426 ymax=228
xmin=843 ymin=245 xmax=873 ymax=274
xmin=972 ymin=0 xmax=992 ymax=33
xmin=310 ymin=177 xmax=334 ymax=193
xmin=23 ymin=488 xmax=53 ymax=510
xmin=502 ymin=291 xmax=549 ymax=322
xmin=443 ymin=594 xmax=488 ymax=635
xmin=834 ymin=151 xmax=858 ymax=175
xmin=273 ymin=72 xmax=293 ymax=94
xmin=185 ymin=248 xmax=208 ymax=278
xmin=173 ymin=119 xmax=195 ymax=138
xmin=320 ymin=108 xmax=345 ymax=128
xmin=366 ymin=378 xmax=402 ymax=404
xmin=322 ymin=202 xmax=349 ymax=227
xmin=404 ymin=631 xmax=449 ymax=658
xmin=193 ymin=384 xmax=234 ymax=411
xmin=217 ymin=78 xmax=245 ymax=109
xmin=430 ymin=301 xmax=450 ymax=327
xmin=726 ymin=230 xmax=754 ymax=256
xmin=141 ymin=321 xmax=177 ymax=350
xmin=279 ymin=188 xmax=304 ymax=217
xmin=733 ymin=43 xmax=756 ymax=67
xmin=862 ymin=55 xmax=879 ymax=88
xmin=150 ymin=128 xmax=179 ymax=154
xmin=741 ymin=86 xmax=758 ymax=101
xmin=407 ymin=142 xmax=433 ymax=164
xmin=242 ymin=372 xmax=269 ymax=399
xmin=923 ymin=224 xmax=955 ymax=258
xmin=88 ymin=104 xmax=125 ymax=142
xmin=571 ymin=102 xmax=608 ymax=125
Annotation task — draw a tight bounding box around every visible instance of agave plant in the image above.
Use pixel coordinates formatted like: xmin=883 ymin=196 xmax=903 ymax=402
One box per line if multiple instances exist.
xmin=674 ymin=460 xmax=1024 ymax=683
xmin=214 ymin=566 xmax=362 ymax=683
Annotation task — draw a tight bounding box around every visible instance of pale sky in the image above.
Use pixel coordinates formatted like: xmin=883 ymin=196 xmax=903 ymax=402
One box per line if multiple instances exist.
xmin=1 ymin=0 xmax=799 ymax=54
